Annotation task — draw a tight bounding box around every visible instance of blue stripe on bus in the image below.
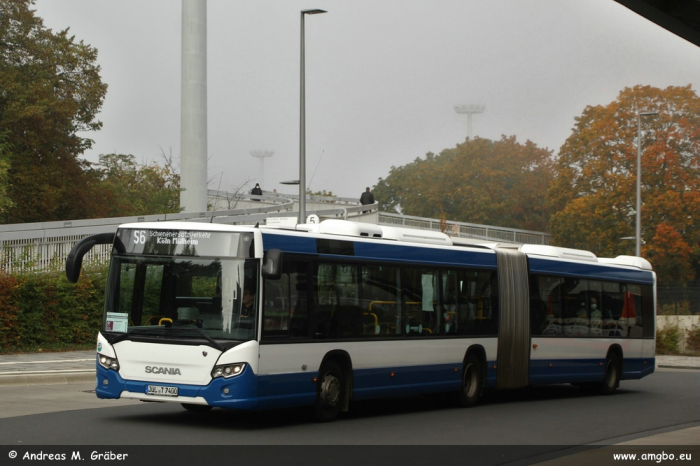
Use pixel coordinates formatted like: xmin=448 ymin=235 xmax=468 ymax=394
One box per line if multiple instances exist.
xmin=528 ymin=257 xmax=654 ymax=284
xmin=262 ymin=232 xmax=655 ymax=284
xmin=353 ymin=243 xmax=496 ymax=268
xmin=350 ymin=363 xmax=463 ymax=399
xmin=261 ymin=233 xmax=317 ymax=254
xmin=529 ymin=357 xmax=655 ymax=384
xmin=261 ymin=231 xmax=497 ymax=268
xmin=95 ymin=357 xmax=655 ymax=410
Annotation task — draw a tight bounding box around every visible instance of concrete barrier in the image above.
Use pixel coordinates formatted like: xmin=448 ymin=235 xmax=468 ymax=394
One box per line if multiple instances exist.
xmin=657 ymin=315 xmax=700 ymax=353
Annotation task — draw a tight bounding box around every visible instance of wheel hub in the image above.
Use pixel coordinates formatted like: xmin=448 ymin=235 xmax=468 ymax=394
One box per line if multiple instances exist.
xmin=321 ymin=374 xmax=340 ymax=406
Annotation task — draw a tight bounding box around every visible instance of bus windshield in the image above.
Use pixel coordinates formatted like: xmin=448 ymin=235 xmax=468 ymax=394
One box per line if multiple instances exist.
xmin=103 ymin=255 xmax=259 ymax=343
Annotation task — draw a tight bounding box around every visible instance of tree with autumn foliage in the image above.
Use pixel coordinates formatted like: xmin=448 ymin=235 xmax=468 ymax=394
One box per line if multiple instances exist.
xmin=0 ymin=132 xmax=13 ymax=217
xmin=0 ymin=0 xmax=107 ymax=223
xmin=548 ymin=85 xmax=700 ymax=286
xmin=373 ymin=136 xmax=555 ymax=232
xmin=93 ymin=153 xmax=181 ymax=217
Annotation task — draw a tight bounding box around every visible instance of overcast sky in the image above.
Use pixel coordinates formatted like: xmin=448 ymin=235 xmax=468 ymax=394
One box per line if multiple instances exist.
xmin=34 ymin=0 xmax=700 ymax=200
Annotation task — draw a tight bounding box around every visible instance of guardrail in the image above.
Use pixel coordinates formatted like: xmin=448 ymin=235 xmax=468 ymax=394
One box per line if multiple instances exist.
xmin=0 ymin=193 xmax=549 ymax=273
xmin=378 ymin=213 xmax=551 ymax=245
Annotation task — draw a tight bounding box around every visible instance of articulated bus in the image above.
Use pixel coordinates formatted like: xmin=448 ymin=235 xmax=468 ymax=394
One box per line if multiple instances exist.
xmin=66 ymin=219 xmax=656 ymax=421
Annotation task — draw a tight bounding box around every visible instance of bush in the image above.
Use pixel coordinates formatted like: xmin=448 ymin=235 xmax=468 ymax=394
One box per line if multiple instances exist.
xmin=686 ymin=325 xmax=700 ymax=355
xmin=0 ymin=264 xmax=108 ymax=353
xmin=658 ymin=302 xmax=691 ymax=316
xmin=656 ymin=323 xmax=682 ymax=355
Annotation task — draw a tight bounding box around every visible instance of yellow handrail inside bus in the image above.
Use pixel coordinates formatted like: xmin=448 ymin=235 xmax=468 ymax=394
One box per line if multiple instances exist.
xmin=368 ymin=301 xmax=396 ymax=311
xmin=159 ymin=317 xmax=173 ymax=326
xmin=144 ymin=315 xmax=164 ymax=326
xmin=362 ymin=312 xmax=378 ymax=327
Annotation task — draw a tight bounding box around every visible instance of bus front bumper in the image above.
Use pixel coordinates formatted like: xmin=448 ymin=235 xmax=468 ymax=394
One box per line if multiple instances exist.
xmin=95 ymin=364 xmax=259 ymax=409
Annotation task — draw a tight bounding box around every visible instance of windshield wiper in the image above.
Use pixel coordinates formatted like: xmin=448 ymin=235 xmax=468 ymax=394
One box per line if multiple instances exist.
xmin=108 ymin=328 xmax=165 ymax=345
xmin=104 ymin=324 xmax=227 ymax=351
xmin=165 ymin=326 xmax=226 ymax=352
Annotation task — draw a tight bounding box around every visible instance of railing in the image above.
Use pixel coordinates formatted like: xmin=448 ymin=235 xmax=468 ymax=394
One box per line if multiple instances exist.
xmin=378 ymin=213 xmax=551 ymax=245
xmin=0 ymin=193 xmax=549 ymax=273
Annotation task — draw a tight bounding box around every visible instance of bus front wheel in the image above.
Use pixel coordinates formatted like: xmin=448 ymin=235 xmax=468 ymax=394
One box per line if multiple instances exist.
xmin=314 ymin=361 xmax=343 ymax=422
xmin=457 ymin=354 xmax=482 ymax=407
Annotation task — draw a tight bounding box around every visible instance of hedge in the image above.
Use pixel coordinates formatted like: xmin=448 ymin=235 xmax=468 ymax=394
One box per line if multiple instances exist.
xmin=0 ymin=265 xmax=108 ymax=353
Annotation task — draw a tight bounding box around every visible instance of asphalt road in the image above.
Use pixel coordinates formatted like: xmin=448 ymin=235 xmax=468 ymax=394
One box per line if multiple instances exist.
xmin=0 ymin=368 xmax=698 ymax=466
xmin=0 ymin=368 xmax=697 ymax=445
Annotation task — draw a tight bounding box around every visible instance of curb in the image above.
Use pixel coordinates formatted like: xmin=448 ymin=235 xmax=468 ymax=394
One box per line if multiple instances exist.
xmin=658 ymin=365 xmax=700 ymax=370
xmin=0 ymin=371 xmax=95 ymax=387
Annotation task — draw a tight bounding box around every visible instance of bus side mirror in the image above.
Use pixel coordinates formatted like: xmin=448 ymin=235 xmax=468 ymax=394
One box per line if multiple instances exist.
xmin=65 ymin=233 xmax=116 ymax=283
xmin=261 ymin=249 xmax=283 ymax=280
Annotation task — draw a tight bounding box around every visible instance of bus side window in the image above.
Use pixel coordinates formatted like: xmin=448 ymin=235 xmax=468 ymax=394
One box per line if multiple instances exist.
xmin=456 ymin=269 xmax=498 ymax=336
xmin=625 ymin=284 xmax=644 ymax=338
xmin=312 ymin=263 xmax=361 ymax=339
xmin=361 ymin=265 xmax=400 ymax=337
xmin=402 ymin=267 xmax=437 ymax=336
xmin=641 ymin=285 xmax=654 ymax=338
xmin=529 ymin=275 xmax=548 ymax=336
xmin=602 ymin=282 xmax=623 ymax=337
xmin=262 ymin=258 xmax=310 ymax=339
xmin=441 ymin=270 xmax=459 ymax=334
xmin=538 ymin=276 xmax=564 ymax=336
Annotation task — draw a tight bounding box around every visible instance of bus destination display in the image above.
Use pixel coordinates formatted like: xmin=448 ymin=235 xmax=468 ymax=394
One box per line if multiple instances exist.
xmin=115 ymin=229 xmax=251 ymax=257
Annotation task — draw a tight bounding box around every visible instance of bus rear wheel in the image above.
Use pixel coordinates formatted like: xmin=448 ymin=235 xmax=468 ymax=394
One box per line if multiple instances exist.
xmin=314 ymin=361 xmax=343 ymax=422
xmin=457 ymin=354 xmax=482 ymax=407
xmin=596 ymin=352 xmax=621 ymax=395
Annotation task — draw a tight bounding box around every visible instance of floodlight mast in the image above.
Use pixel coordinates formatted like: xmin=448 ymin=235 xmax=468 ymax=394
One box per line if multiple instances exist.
xmin=299 ymin=9 xmax=327 ymax=224
xmin=251 ymin=150 xmax=274 ymax=188
xmin=454 ymin=104 xmax=485 ymax=140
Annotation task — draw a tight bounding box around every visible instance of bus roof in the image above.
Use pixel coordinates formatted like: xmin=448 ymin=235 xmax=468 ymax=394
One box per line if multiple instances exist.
xmin=118 ymin=219 xmax=653 ymax=272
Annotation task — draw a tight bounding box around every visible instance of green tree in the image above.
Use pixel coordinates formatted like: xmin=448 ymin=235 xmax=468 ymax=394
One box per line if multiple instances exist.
xmin=548 ymin=85 xmax=700 ymax=285
xmin=373 ymin=136 xmax=555 ymax=231
xmin=0 ymin=131 xmax=14 ymax=218
xmin=95 ymin=153 xmax=181 ymax=217
xmin=0 ymin=0 xmax=107 ymax=223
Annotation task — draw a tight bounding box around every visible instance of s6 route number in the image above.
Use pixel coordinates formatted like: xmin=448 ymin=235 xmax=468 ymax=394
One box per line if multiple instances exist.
xmin=133 ymin=230 xmax=147 ymax=245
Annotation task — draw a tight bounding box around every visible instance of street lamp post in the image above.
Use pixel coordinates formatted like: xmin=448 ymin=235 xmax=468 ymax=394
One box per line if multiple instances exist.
xmin=299 ymin=9 xmax=327 ymax=224
xmin=635 ymin=110 xmax=658 ymax=257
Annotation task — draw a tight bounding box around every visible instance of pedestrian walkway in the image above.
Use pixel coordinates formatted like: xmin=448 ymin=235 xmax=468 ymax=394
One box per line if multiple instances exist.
xmin=656 ymin=354 xmax=700 ymax=370
xmin=0 ymin=350 xmax=95 ymax=386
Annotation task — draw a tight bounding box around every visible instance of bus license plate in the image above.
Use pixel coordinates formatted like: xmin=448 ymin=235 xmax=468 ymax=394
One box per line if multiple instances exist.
xmin=147 ymin=385 xmax=178 ymax=397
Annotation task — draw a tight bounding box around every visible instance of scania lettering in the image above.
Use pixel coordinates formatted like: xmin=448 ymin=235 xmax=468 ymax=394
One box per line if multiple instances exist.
xmin=145 ymin=366 xmax=182 ymax=375
xmin=66 ymin=220 xmax=656 ymax=421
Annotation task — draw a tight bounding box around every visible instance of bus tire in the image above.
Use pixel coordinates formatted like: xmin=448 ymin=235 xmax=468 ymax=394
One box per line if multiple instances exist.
xmin=596 ymin=352 xmax=621 ymax=395
xmin=314 ymin=360 xmax=343 ymax=422
xmin=181 ymin=403 xmax=212 ymax=413
xmin=457 ymin=353 xmax=482 ymax=408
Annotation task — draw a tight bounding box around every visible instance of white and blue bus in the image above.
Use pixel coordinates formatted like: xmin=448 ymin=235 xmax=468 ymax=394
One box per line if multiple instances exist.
xmin=66 ymin=219 xmax=656 ymax=421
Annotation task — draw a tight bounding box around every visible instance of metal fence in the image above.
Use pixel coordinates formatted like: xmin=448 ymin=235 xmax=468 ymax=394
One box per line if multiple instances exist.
xmin=378 ymin=213 xmax=551 ymax=245
xmin=657 ymin=286 xmax=700 ymax=315
xmin=1 ymin=194 xmax=551 ymax=274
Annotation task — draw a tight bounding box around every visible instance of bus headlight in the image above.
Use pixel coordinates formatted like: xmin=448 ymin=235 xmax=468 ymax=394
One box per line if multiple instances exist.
xmin=98 ymin=353 xmax=120 ymax=371
xmin=211 ymin=363 xmax=246 ymax=379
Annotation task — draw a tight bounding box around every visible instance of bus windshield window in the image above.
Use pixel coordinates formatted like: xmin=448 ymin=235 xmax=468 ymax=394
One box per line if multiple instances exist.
xmin=105 ymin=255 xmax=259 ymax=341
